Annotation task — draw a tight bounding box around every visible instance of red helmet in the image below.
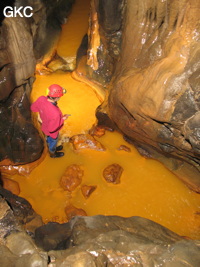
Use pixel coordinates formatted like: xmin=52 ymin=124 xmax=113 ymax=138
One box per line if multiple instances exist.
xmin=47 ymin=84 xmax=66 ymax=97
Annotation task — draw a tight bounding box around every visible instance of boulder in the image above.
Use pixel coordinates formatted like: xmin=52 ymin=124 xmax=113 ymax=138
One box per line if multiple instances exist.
xmin=60 ymin=164 xmax=84 ymax=192
xmin=70 ymin=134 xmax=106 ymax=151
xmin=103 ymin=163 xmax=123 ymax=184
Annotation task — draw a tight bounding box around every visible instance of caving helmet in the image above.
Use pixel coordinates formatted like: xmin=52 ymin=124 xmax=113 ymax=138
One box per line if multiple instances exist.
xmin=46 ymin=84 xmax=66 ymax=98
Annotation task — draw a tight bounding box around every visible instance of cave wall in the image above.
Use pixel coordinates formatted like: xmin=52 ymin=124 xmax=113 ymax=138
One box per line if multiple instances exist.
xmin=108 ymin=0 xmax=200 ymax=190
xmin=0 ymin=0 xmax=74 ymax=164
xmin=84 ymin=0 xmax=200 ymax=190
xmin=81 ymin=0 xmax=124 ymax=85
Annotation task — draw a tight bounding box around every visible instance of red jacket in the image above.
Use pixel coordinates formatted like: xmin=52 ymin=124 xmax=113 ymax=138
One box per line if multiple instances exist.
xmin=31 ymin=96 xmax=64 ymax=138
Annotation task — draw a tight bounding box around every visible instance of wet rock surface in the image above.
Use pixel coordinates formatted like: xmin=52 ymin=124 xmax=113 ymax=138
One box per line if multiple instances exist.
xmin=70 ymin=134 xmax=106 ymax=151
xmin=103 ymin=0 xmax=200 ymax=190
xmin=65 ymin=205 xmax=87 ymax=221
xmin=35 ymin=222 xmax=71 ymax=252
xmin=103 ymin=163 xmax=123 ymax=184
xmin=1 ymin=177 xmax=20 ymax=195
xmin=36 ymin=215 xmax=200 ymax=266
xmin=76 ymin=0 xmax=124 ymax=85
xmin=74 ymin=0 xmax=200 ymax=189
xmin=89 ymin=125 xmax=106 ymax=137
xmin=0 ymin=195 xmax=22 ymax=241
xmin=81 ymin=184 xmax=97 ymax=199
xmin=60 ymin=164 xmax=84 ymax=192
xmin=0 ymin=187 xmax=43 ymax=235
xmin=117 ymin=145 xmax=131 ymax=152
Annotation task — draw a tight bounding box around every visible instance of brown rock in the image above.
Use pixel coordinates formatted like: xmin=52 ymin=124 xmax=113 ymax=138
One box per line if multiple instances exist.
xmin=70 ymin=134 xmax=105 ymax=151
xmin=81 ymin=185 xmax=97 ymax=199
xmin=103 ymin=164 xmax=123 ymax=184
xmin=106 ymin=0 xmax=200 ymax=190
xmin=0 ymin=187 xmax=43 ymax=234
xmin=65 ymin=205 xmax=87 ymax=220
xmin=89 ymin=125 xmax=106 ymax=137
xmin=60 ymin=164 xmax=84 ymax=192
xmin=2 ymin=178 xmax=20 ymax=196
xmin=117 ymin=145 xmax=131 ymax=152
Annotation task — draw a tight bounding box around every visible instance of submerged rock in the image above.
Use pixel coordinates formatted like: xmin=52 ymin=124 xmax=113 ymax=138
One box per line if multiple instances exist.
xmin=103 ymin=163 xmax=123 ymax=184
xmin=60 ymin=164 xmax=84 ymax=192
xmin=81 ymin=184 xmax=97 ymax=199
xmin=65 ymin=205 xmax=87 ymax=221
xmin=117 ymin=145 xmax=131 ymax=152
xmin=89 ymin=125 xmax=106 ymax=137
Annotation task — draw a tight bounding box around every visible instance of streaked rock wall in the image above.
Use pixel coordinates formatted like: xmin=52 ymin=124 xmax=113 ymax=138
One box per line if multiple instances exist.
xmin=106 ymin=0 xmax=200 ymax=190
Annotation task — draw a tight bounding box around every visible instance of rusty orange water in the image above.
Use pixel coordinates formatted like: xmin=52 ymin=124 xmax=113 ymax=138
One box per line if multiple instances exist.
xmin=3 ymin=0 xmax=200 ymax=239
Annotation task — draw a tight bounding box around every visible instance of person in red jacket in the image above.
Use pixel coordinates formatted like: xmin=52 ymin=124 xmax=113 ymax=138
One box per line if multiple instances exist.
xmin=31 ymin=84 xmax=70 ymax=158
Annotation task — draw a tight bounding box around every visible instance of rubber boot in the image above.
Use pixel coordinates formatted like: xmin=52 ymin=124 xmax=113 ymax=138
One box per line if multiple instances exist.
xmin=50 ymin=151 xmax=64 ymax=158
xmin=56 ymin=145 xmax=63 ymax=151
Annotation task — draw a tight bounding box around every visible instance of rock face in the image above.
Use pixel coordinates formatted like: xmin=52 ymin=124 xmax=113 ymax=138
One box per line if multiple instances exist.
xmin=60 ymin=164 xmax=84 ymax=192
xmin=108 ymin=0 xmax=200 ymax=191
xmin=0 ymin=0 xmax=74 ymax=164
xmin=103 ymin=163 xmax=123 ymax=184
xmin=0 ymin=188 xmax=200 ymax=266
xmin=0 ymin=187 xmax=43 ymax=234
xmin=70 ymin=134 xmax=106 ymax=151
xmin=76 ymin=0 xmax=124 ymax=85
xmin=0 ymin=193 xmax=47 ymax=266
xmin=81 ymin=0 xmax=200 ymax=191
xmin=35 ymin=215 xmax=200 ymax=266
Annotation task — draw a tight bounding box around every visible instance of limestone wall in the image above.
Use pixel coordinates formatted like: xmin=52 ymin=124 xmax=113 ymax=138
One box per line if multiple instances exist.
xmin=0 ymin=0 xmax=74 ymax=163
